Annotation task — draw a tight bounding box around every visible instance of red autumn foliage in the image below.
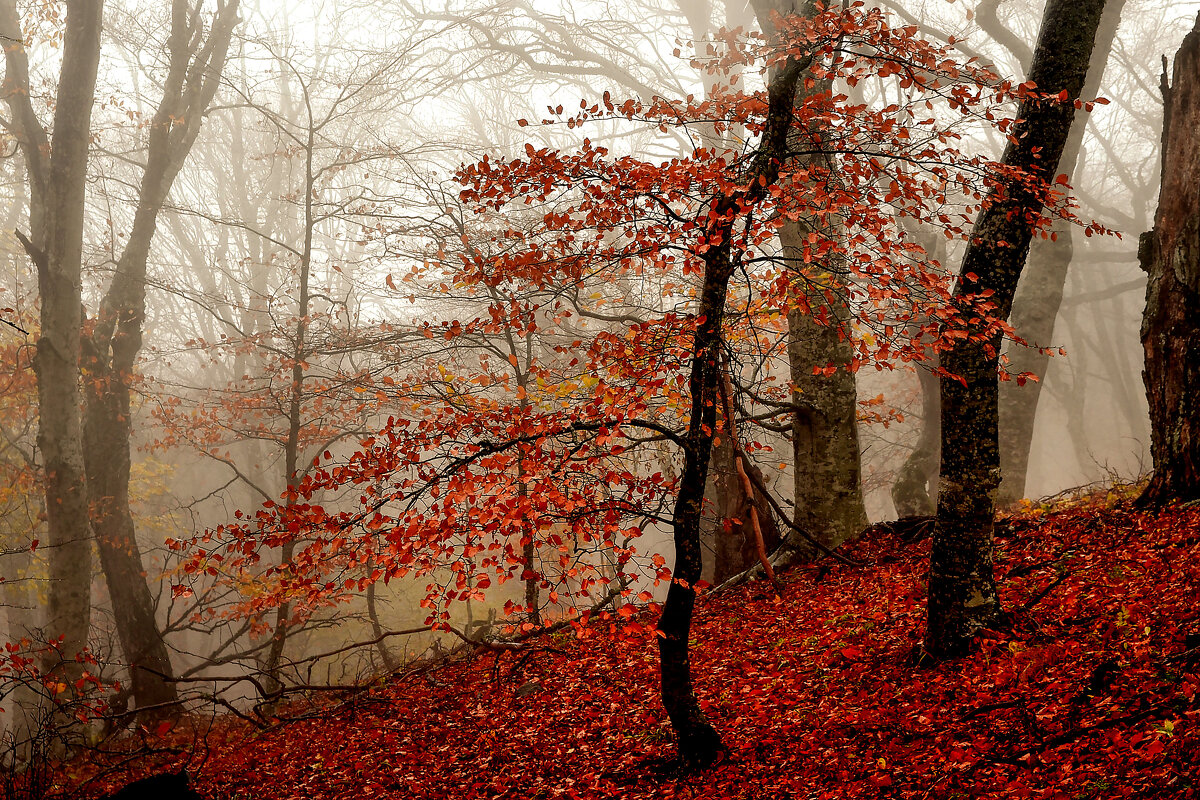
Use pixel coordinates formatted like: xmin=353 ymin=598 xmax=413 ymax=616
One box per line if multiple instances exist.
xmin=64 ymin=494 xmax=1199 ymax=799
xmin=164 ymin=1 xmax=1112 ymax=644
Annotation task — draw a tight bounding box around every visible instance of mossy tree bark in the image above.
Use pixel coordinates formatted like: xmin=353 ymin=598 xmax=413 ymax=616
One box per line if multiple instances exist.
xmin=927 ymin=0 xmax=1109 ymax=658
xmin=1137 ymin=14 xmax=1200 ymax=506
xmin=752 ymin=0 xmax=866 ymax=554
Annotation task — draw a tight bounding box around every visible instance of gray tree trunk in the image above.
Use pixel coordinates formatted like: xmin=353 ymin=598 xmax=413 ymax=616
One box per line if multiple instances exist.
xmin=754 ymin=0 xmax=866 ymax=553
xmin=82 ymin=0 xmax=239 ymax=715
xmin=1 ymin=0 xmax=105 ymax=690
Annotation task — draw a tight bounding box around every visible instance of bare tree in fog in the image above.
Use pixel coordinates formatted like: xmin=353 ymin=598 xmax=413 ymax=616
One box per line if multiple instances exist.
xmin=82 ymin=0 xmax=240 ymax=718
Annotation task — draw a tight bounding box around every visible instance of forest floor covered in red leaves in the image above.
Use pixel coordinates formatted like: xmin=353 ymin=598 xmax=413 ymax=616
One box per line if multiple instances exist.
xmin=64 ymin=490 xmax=1200 ymax=799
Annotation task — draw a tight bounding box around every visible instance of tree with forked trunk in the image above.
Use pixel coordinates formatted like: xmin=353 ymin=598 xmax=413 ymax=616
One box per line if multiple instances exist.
xmin=1 ymin=0 xmax=240 ymax=718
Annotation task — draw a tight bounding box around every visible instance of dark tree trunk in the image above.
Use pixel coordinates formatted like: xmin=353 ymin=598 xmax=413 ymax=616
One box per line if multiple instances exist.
xmin=1138 ymin=14 xmax=1200 ymax=506
xmin=83 ymin=0 xmax=239 ymax=714
xmin=928 ymin=0 xmax=1108 ymax=659
xmin=659 ymin=49 xmax=805 ymax=766
xmin=996 ymin=0 xmax=1126 ymax=505
xmin=660 ymin=254 xmax=736 ymax=765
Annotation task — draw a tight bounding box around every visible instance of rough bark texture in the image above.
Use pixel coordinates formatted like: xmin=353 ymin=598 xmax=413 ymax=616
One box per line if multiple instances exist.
xmin=996 ymin=0 xmax=1126 ymax=505
xmin=928 ymin=0 xmax=1108 ymax=659
xmin=1137 ymin=14 xmax=1200 ymax=506
xmin=83 ymin=0 xmax=239 ymax=714
xmin=753 ymin=0 xmax=866 ymax=553
xmin=659 ymin=49 xmax=805 ymax=766
xmin=785 ymin=293 xmax=866 ymax=550
xmin=1 ymin=0 xmax=105 ymax=686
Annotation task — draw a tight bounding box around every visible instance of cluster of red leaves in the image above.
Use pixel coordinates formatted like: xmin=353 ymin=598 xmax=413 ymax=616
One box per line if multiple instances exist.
xmin=164 ymin=0 xmax=1126 ymax=638
xmin=69 ymin=494 xmax=1198 ymax=799
xmin=0 ymin=639 xmax=115 ymax=726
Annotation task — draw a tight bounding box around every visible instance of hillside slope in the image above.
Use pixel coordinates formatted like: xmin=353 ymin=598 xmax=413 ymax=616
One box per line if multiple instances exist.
xmin=68 ymin=493 xmax=1200 ymax=799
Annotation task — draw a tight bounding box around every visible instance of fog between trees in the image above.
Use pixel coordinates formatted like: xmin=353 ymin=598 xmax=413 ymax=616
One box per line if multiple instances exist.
xmin=0 ymin=0 xmax=1197 ymax=770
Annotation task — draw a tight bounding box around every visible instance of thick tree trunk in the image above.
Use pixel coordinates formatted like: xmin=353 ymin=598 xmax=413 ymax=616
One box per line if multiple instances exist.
xmin=1138 ymin=14 xmax=1200 ymax=506
xmin=84 ymin=173 xmax=180 ymax=715
xmin=784 ymin=281 xmax=866 ymax=551
xmin=752 ymin=0 xmax=865 ymax=552
xmin=928 ymin=0 xmax=1108 ymax=658
xmin=1 ymin=0 xmax=107 ymax=687
xmin=996 ymin=0 xmax=1125 ymax=505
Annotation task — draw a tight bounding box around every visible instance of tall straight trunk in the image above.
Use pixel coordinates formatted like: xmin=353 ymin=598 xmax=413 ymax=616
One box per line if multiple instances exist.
xmin=659 ymin=49 xmax=805 ymax=766
xmin=702 ymin=422 xmax=751 ymax=585
xmin=83 ymin=0 xmax=239 ymax=714
xmin=784 ymin=280 xmax=866 ymax=550
xmin=1137 ymin=14 xmax=1200 ymax=506
xmin=928 ymin=0 xmax=1108 ymax=658
xmin=753 ymin=0 xmax=865 ymax=552
xmin=1 ymin=0 xmax=105 ymax=686
xmin=264 ymin=112 xmax=317 ymax=691
xmin=996 ymin=0 xmax=1126 ymax=504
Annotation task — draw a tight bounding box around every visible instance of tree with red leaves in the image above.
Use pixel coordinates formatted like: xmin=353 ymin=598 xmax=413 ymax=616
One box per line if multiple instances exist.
xmin=178 ymin=2 xmax=1108 ymax=765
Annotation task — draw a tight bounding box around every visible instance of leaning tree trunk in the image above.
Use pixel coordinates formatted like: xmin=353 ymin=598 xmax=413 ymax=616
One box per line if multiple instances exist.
xmin=83 ymin=0 xmax=239 ymax=714
xmin=1137 ymin=13 xmax=1200 ymax=506
xmin=996 ymin=0 xmax=1126 ymax=505
xmin=659 ymin=50 xmax=805 ymax=767
xmin=928 ymin=0 xmax=1108 ymax=659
